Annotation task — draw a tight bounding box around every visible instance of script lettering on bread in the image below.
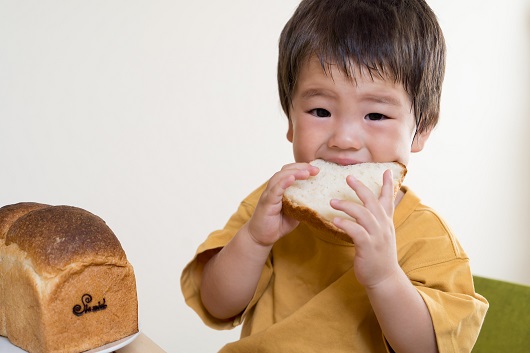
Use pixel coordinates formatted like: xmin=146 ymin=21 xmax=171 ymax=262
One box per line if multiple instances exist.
xmin=72 ymin=294 xmax=108 ymax=317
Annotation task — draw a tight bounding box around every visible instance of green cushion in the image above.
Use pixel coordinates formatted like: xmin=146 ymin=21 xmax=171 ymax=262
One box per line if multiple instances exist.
xmin=472 ymin=276 xmax=530 ymax=353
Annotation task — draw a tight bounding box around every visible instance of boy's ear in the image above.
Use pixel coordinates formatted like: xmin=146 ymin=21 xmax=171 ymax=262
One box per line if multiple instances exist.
xmin=286 ymin=119 xmax=294 ymax=142
xmin=411 ymin=128 xmax=432 ymax=153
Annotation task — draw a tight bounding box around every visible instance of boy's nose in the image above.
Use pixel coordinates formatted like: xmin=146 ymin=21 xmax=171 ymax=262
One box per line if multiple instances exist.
xmin=328 ymin=122 xmax=363 ymax=150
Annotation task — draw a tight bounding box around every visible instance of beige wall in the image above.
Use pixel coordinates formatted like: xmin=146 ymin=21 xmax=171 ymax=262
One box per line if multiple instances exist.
xmin=1 ymin=1 xmax=528 ymax=351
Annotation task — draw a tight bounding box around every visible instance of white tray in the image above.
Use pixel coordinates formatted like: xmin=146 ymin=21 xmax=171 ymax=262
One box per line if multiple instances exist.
xmin=0 ymin=331 xmax=140 ymax=353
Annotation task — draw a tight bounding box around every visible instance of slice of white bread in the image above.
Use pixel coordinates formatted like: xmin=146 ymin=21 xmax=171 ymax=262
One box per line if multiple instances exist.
xmin=282 ymin=159 xmax=407 ymax=243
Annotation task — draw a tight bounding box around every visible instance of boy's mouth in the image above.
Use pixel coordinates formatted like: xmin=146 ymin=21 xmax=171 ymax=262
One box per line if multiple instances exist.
xmin=324 ymin=158 xmax=363 ymax=166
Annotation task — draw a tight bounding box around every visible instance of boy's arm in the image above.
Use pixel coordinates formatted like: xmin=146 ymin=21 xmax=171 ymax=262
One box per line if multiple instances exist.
xmin=200 ymin=223 xmax=272 ymax=320
xmin=365 ymin=270 xmax=437 ymax=353
xmin=200 ymin=163 xmax=319 ymax=320
xmin=332 ymin=170 xmax=437 ymax=353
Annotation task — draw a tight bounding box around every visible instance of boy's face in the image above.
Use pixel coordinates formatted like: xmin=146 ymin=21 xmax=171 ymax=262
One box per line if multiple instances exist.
xmin=287 ymin=57 xmax=431 ymax=166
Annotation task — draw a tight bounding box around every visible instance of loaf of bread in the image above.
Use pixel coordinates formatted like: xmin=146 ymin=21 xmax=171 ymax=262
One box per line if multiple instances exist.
xmin=0 ymin=202 xmax=138 ymax=353
xmin=282 ymin=159 xmax=407 ymax=243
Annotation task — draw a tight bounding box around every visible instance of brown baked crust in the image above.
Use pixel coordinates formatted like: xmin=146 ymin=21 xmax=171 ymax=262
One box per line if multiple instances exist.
xmin=282 ymin=196 xmax=354 ymax=244
xmin=5 ymin=205 xmax=127 ymax=275
xmin=0 ymin=202 xmax=49 ymax=240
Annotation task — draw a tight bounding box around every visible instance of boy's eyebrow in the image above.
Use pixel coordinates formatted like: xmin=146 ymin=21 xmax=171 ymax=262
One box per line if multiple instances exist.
xmin=299 ymin=88 xmax=337 ymax=99
xmin=300 ymin=88 xmax=404 ymax=107
xmin=362 ymin=94 xmax=403 ymax=107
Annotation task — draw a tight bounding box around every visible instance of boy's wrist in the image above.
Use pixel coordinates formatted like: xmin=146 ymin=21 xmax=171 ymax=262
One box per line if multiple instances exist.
xmin=240 ymin=223 xmax=274 ymax=252
xmin=363 ymin=266 xmax=407 ymax=293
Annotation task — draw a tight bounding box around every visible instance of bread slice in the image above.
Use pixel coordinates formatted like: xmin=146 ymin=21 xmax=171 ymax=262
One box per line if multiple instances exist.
xmin=282 ymin=159 xmax=407 ymax=243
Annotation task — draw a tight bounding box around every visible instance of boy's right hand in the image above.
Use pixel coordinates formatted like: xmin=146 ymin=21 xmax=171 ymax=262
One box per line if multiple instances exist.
xmin=247 ymin=163 xmax=319 ymax=247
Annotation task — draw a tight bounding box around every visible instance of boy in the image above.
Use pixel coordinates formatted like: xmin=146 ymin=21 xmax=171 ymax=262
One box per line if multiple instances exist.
xmin=181 ymin=0 xmax=488 ymax=352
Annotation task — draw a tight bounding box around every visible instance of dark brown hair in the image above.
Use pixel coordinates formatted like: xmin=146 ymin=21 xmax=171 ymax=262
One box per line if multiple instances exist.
xmin=277 ymin=0 xmax=446 ymax=134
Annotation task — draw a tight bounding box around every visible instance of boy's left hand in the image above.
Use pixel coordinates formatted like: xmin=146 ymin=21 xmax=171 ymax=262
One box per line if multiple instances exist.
xmin=330 ymin=169 xmax=400 ymax=289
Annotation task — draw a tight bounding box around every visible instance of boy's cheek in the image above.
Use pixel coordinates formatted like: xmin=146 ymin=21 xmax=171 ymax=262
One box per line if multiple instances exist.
xmin=292 ymin=142 xmax=318 ymax=164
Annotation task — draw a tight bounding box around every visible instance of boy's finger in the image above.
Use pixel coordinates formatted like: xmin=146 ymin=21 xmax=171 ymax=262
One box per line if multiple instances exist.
xmin=379 ymin=169 xmax=395 ymax=217
xmin=332 ymin=217 xmax=368 ymax=245
xmin=281 ymin=162 xmax=320 ymax=175
xmin=345 ymin=172 xmax=393 ymax=219
xmin=345 ymin=175 xmax=377 ymax=207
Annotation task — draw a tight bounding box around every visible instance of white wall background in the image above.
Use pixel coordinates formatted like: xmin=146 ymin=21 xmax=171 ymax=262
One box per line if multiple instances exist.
xmin=1 ymin=1 xmax=528 ymax=352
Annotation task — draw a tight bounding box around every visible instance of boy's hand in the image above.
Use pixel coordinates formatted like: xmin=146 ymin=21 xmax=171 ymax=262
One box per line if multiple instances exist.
xmin=247 ymin=163 xmax=319 ymax=247
xmin=330 ymin=169 xmax=400 ymax=288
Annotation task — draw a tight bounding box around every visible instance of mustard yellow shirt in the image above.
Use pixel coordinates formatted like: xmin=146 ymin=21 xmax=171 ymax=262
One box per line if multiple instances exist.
xmin=181 ymin=185 xmax=488 ymax=352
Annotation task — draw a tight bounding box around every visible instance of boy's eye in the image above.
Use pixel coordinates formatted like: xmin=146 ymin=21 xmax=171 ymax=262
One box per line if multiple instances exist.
xmin=309 ymin=108 xmax=331 ymax=118
xmin=365 ymin=113 xmax=387 ymax=121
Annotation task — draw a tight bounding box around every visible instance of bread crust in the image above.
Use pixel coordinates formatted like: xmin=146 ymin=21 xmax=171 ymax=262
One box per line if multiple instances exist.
xmin=0 ymin=202 xmax=49 ymax=240
xmin=282 ymin=196 xmax=354 ymax=243
xmin=5 ymin=205 xmax=127 ymax=275
xmin=0 ymin=202 xmax=138 ymax=353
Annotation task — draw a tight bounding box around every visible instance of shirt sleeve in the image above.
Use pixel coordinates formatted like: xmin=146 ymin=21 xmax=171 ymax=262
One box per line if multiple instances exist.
xmin=180 ymin=184 xmax=272 ymax=330
xmin=413 ymin=260 xmax=488 ymax=353
xmin=396 ymin=205 xmax=489 ymax=353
